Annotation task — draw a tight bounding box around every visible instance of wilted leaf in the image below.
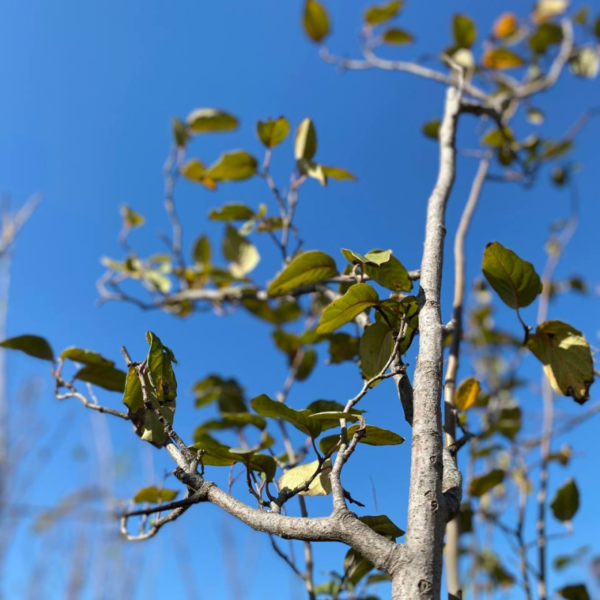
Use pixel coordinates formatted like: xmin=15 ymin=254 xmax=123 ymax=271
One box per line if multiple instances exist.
xmin=483 ymin=48 xmax=525 ymax=69
xmin=364 ymin=1 xmax=403 ymax=26
xmin=0 ymin=335 xmax=54 ymax=362
xmin=303 ymin=0 xmax=330 ymax=43
xmin=360 ymin=323 xmax=394 ymax=380
xmin=455 ymin=378 xmax=480 ymax=411
xmin=186 ymin=108 xmax=238 ymax=133
xmin=316 ymin=283 xmax=379 ymax=334
xmin=257 ymin=117 xmax=291 ymax=147
xmin=470 ymin=469 xmax=504 ymax=497
xmin=268 ymin=250 xmax=338 ymax=296
xmin=294 ymin=118 xmax=318 ymax=161
xmin=551 ymin=478 xmax=579 ymax=523
xmin=279 ymin=459 xmax=332 ymax=496
xmin=482 ymin=242 xmax=542 ymax=309
xmin=133 ymin=486 xmax=179 ymax=504
xmin=526 ymin=320 xmax=593 ymax=403
xmin=453 ymin=14 xmax=477 ymax=48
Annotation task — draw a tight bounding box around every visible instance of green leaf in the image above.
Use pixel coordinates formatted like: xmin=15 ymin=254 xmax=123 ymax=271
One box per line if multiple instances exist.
xmin=319 ymin=424 xmax=404 ymax=454
xmin=455 ymin=377 xmax=480 ymax=411
xmin=364 ymin=1 xmax=403 ymax=26
xmin=206 ymin=150 xmax=258 ymax=182
xmin=327 ymin=332 xmax=358 ymax=364
xmin=470 ymin=469 xmax=504 ymax=497
xmin=303 ymin=0 xmax=330 ymax=43
xmin=186 ymin=108 xmax=238 ymax=133
xmin=294 ymin=118 xmax=318 ymax=161
xmin=193 ymin=375 xmax=246 ymax=412
xmin=341 ymin=248 xmax=392 ymax=266
xmin=279 ymin=459 xmax=332 ymax=496
xmin=172 ymin=117 xmax=189 ymax=148
xmin=0 ymin=335 xmax=54 ymax=362
xmin=422 ymin=119 xmax=440 ymax=140
xmin=529 ymin=23 xmax=563 ymax=54
xmin=60 ymin=347 xmax=114 ymax=367
xmin=551 ymin=478 xmax=579 ymax=523
xmin=316 ymin=283 xmax=379 ymax=335
xmin=308 ymin=411 xmax=361 ymax=423
xmin=208 ymin=203 xmax=255 ymax=221
xmin=242 ymin=298 xmax=302 ymax=325
xmin=251 ymin=394 xmax=322 ymax=438
xmin=557 ymin=584 xmax=590 ymax=600
xmin=382 ymin=28 xmax=414 ymax=45
xmin=257 ymin=117 xmax=291 ymax=147
xmin=193 ymin=235 xmax=212 ymax=267
xmin=145 ymin=332 xmax=177 ymax=403
xmin=306 ymin=400 xmax=364 ymax=431
xmin=453 ymin=14 xmax=477 ymax=48
xmin=364 ymin=254 xmax=412 ymax=292
xmin=321 ymin=165 xmax=357 ymax=181
xmin=267 ymin=250 xmax=338 ymax=296
xmin=360 ymin=515 xmax=405 ymax=538
xmin=133 ymin=486 xmax=179 ymax=504
xmin=120 ymin=205 xmax=144 ymax=228
xmin=74 ymin=364 xmax=127 ymax=392
xmin=222 ymin=225 xmax=260 ymax=277
xmin=194 ymin=412 xmax=266 ymax=438
xmin=482 ymin=242 xmax=542 ymax=310
xmin=360 ymin=323 xmax=394 ymax=380
xmin=526 ymin=320 xmax=594 ymax=404
xmin=344 ymin=548 xmax=374 ymax=586
xmin=180 ymin=159 xmax=217 ymax=190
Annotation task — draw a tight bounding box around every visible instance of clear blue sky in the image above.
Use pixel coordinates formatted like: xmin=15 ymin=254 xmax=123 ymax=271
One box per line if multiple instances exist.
xmin=0 ymin=1 xmax=598 ymax=598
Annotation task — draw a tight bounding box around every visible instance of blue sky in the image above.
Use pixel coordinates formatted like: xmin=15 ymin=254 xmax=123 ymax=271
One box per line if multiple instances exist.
xmin=0 ymin=0 xmax=599 ymax=598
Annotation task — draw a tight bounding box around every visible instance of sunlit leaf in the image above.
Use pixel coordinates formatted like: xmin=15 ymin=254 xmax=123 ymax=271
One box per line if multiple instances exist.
xmin=453 ymin=14 xmax=477 ymax=48
xmin=294 ymin=118 xmax=318 ymax=161
xmin=569 ymin=47 xmax=600 ymax=79
xmin=268 ymin=250 xmax=338 ymax=296
xmin=206 ymin=151 xmax=258 ymax=182
xmin=527 ymin=320 xmax=594 ymax=404
xmin=186 ymin=108 xmax=238 ymax=133
xmin=208 ymin=203 xmax=255 ymax=221
xmin=74 ymin=364 xmax=127 ymax=392
xmin=133 ymin=486 xmax=179 ymax=504
xmin=493 ymin=12 xmax=518 ymax=39
xmin=303 ymin=0 xmax=330 ymax=43
xmin=455 ymin=377 xmax=480 ymax=411
xmin=364 ymin=1 xmax=403 ymax=26
xmin=533 ymin=0 xmax=569 ymax=25
xmin=483 ymin=48 xmax=525 ymax=69
xmin=321 ymin=165 xmax=357 ymax=181
xmin=257 ymin=117 xmax=291 ymax=148
xmin=251 ymin=394 xmax=322 ymax=438
xmin=365 ymin=254 xmax=412 ymax=292
xmin=223 ymin=225 xmax=260 ymax=277
xmin=319 ymin=424 xmax=404 ymax=454
xmin=60 ymin=347 xmax=114 ymax=367
xmin=279 ymin=459 xmax=332 ymax=496
xmin=359 ymin=323 xmax=394 ymax=380
xmin=120 ymin=205 xmax=144 ymax=229
xmin=316 ymin=283 xmax=379 ymax=334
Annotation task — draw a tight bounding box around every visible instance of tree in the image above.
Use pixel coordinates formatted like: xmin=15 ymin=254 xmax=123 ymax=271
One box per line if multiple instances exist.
xmin=2 ymin=1 xmax=600 ymax=599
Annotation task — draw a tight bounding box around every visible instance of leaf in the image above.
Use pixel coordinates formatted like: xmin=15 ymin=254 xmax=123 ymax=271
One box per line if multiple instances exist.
xmin=74 ymin=364 xmax=127 ymax=392
xmin=172 ymin=117 xmax=189 ymax=148
xmin=60 ymin=347 xmax=114 ymax=367
xmin=341 ymin=248 xmax=392 ymax=267
xmin=360 ymin=323 xmax=394 ymax=380
xmin=483 ymin=48 xmax=525 ymax=69
xmin=382 ymin=28 xmax=414 ymax=45
xmin=344 ymin=548 xmax=374 ymax=586
xmin=321 ymin=165 xmax=357 ymax=181
xmin=194 ymin=412 xmax=266 ymax=438
xmin=294 ymin=118 xmax=318 ymax=162
xmin=533 ymin=0 xmax=569 ymax=25
xmin=267 ymin=250 xmax=338 ymax=296
xmin=306 ymin=400 xmax=364 ymax=431
xmin=365 ymin=254 xmax=412 ymax=292
xmin=455 ymin=378 xmax=480 ymax=411
xmin=526 ymin=320 xmax=594 ymax=403
xmin=208 ymin=203 xmax=255 ymax=221
xmin=242 ymin=298 xmax=301 ymax=325
xmin=557 ymin=584 xmax=590 ymax=600
xmin=145 ymin=332 xmax=177 ymax=403
xmin=316 ymin=283 xmax=379 ymax=335
xmin=453 ymin=14 xmax=477 ymax=48
xmin=186 ymin=108 xmax=238 ymax=133
xmin=206 ymin=150 xmax=258 ymax=182
xmin=0 ymin=335 xmax=54 ymax=362
xmin=257 ymin=117 xmax=291 ymax=147
xmin=470 ymin=469 xmax=504 ymax=497
xmin=222 ymin=225 xmax=260 ymax=277
xmin=303 ymin=0 xmax=330 ymax=43
xmin=422 ymin=119 xmax=440 ymax=140
xmin=319 ymin=424 xmax=404 ymax=454
xmin=133 ymin=486 xmax=179 ymax=504
xmin=364 ymin=1 xmax=403 ymax=26
xmin=327 ymin=333 xmax=358 ymax=364
xmin=308 ymin=411 xmax=361 ymax=423
xmin=529 ymin=23 xmax=563 ymax=54
xmin=120 ymin=205 xmax=144 ymax=228
xmin=278 ymin=459 xmax=332 ymax=496
xmin=360 ymin=515 xmax=405 ymax=538
xmin=193 ymin=375 xmax=246 ymax=412
xmin=493 ymin=12 xmax=518 ymax=39
xmin=569 ymin=47 xmax=600 ymax=79
xmin=551 ymin=479 xmax=579 ymax=523
xmin=482 ymin=242 xmax=542 ymax=310
xmin=180 ymin=159 xmax=217 ymax=190
xmin=251 ymin=394 xmax=322 ymax=438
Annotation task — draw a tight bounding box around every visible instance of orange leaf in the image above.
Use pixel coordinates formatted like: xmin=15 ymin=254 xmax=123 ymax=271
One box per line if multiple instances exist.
xmin=493 ymin=12 xmax=518 ymax=39
xmin=483 ymin=48 xmax=525 ymax=70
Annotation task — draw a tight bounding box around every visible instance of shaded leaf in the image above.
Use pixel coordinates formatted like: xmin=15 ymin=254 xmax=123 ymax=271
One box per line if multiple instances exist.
xmin=360 ymin=515 xmax=405 ymax=538
xmin=422 ymin=119 xmax=440 ymax=140
xmin=223 ymin=225 xmax=260 ymax=277
xmin=453 ymin=14 xmax=477 ymax=48
xmin=251 ymin=394 xmax=322 ymax=438
xmin=146 ymin=331 xmax=177 ymax=403
xmin=0 ymin=335 xmax=54 ymax=362
xmin=359 ymin=323 xmax=394 ymax=380
xmin=551 ymin=478 xmax=579 ymax=523
xmin=319 ymin=424 xmax=404 ymax=454
xmin=557 ymin=584 xmax=590 ymax=600
xmin=209 ymin=203 xmax=255 ymax=222
xmin=382 ymin=28 xmax=414 ymax=45
xmin=186 ymin=108 xmax=238 ymax=133
xmin=364 ymin=1 xmax=403 ymax=26
xmin=341 ymin=248 xmax=392 ymax=267
xmin=470 ymin=469 xmax=504 ymax=497
xmin=483 ymin=48 xmax=525 ymax=69
xmin=193 ymin=375 xmax=246 ymax=412
xmin=193 ymin=235 xmax=211 ymax=267
xmin=74 ymin=364 xmax=127 ymax=393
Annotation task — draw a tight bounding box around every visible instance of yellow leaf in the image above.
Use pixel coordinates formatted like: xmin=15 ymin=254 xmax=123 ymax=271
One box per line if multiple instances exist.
xmin=483 ymin=48 xmax=525 ymax=70
xmin=493 ymin=12 xmax=518 ymax=39
xmin=533 ymin=0 xmax=569 ymax=24
xmin=278 ymin=459 xmax=332 ymax=496
xmin=455 ymin=377 xmax=480 ymax=411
